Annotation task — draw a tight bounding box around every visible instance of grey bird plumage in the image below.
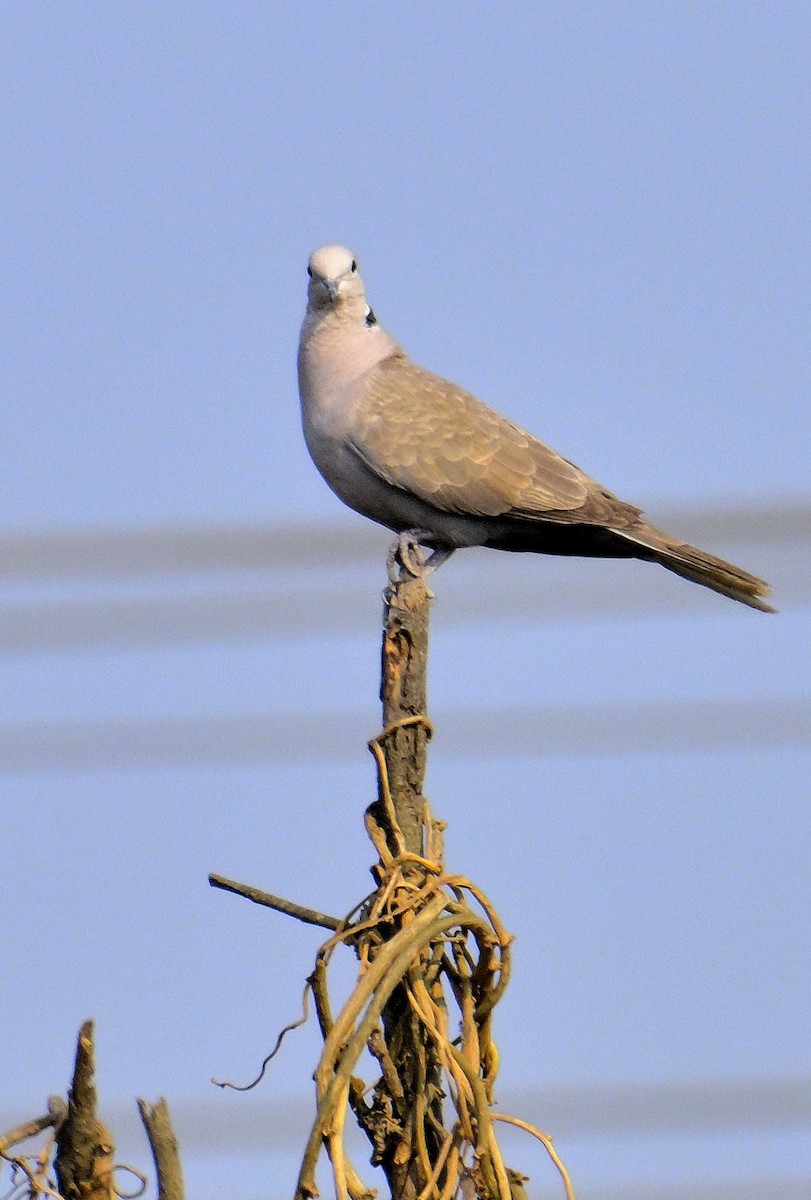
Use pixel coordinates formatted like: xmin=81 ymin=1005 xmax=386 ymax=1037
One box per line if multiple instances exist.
xmin=298 ymin=244 xmax=773 ymax=612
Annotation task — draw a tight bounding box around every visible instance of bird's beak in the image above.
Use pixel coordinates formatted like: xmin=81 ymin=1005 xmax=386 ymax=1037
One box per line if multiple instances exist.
xmin=323 ymin=279 xmax=340 ymax=302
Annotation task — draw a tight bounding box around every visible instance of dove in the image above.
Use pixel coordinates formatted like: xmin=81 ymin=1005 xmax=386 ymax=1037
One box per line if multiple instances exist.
xmin=297 ymin=244 xmax=773 ymax=612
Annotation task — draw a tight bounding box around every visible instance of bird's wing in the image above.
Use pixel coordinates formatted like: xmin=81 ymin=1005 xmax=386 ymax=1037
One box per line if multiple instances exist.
xmin=347 ymin=354 xmax=638 ymax=526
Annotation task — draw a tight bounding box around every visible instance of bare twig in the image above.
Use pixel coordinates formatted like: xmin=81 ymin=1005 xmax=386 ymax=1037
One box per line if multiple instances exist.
xmin=0 ymin=1146 xmax=65 ymax=1200
xmin=0 ymin=1099 xmax=67 ymax=1154
xmin=208 ymin=873 xmax=341 ymax=930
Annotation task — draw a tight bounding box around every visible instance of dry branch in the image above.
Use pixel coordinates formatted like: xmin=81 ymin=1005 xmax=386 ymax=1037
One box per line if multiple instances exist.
xmin=209 ymin=539 xmax=574 ymax=1199
xmin=137 ymin=1099 xmax=185 ymax=1200
xmin=54 ymin=1021 xmax=114 ymax=1200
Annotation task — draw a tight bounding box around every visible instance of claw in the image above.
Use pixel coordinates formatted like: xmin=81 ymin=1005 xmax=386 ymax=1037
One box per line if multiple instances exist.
xmin=386 ymin=531 xmax=455 ymax=587
xmin=387 ymin=531 xmax=424 ymax=582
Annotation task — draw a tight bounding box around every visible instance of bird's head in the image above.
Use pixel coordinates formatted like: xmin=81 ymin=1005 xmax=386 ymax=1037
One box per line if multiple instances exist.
xmin=305 ymin=245 xmax=367 ymax=313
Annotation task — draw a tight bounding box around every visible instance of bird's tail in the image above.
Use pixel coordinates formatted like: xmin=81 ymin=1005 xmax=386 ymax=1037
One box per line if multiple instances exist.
xmin=618 ymin=525 xmax=775 ymax=612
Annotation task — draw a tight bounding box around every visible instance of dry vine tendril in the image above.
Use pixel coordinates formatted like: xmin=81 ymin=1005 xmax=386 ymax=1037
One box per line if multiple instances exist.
xmin=250 ymin=727 xmax=574 ymax=1200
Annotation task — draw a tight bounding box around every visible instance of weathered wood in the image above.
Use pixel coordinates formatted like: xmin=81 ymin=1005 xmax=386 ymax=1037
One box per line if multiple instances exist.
xmin=378 ymin=568 xmax=432 ymax=856
xmin=137 ymin=1098 xmax=186 ymax=1200
xmin=372 ymin=554 xmax=445 ymax=1199
xmin=54 ymin=1021 xmax=114 ymax=1200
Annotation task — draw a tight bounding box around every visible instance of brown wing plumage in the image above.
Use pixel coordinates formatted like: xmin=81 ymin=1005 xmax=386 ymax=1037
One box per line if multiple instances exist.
xmin=348 ymin=354 xmax=640 ymax=528
xmin=344 ymin=354 xmax=773 ymax=611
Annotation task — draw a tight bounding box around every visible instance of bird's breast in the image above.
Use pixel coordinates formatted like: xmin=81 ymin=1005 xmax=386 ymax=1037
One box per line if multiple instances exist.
xmin=299 ymin=318 xmax=396 ymax=413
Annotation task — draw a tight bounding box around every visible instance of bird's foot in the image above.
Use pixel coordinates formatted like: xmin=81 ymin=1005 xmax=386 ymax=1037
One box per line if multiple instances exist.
xmin=387 ymin=531 xmax=426 ymax=583
xmin=386 ymin=531 xmax=454 ymax=585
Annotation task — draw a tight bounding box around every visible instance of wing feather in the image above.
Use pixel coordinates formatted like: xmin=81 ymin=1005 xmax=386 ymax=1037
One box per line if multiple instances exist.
xmin=347 ymin=355 xmax=635 ymax=526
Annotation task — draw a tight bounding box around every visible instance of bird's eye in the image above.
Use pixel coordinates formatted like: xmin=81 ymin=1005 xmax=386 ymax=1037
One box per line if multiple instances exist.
xmin=307 ymin=266 xmax=313 ymax=278
xmin=350 ymin=260 xmax=357 ymax=273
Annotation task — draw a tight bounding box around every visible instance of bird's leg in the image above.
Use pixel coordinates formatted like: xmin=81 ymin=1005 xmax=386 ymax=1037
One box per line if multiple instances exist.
xmin=422 ymin=545 xmax=454 ymax=572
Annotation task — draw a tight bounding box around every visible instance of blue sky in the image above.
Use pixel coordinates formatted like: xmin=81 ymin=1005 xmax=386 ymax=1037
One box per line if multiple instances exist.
xmin=1 ymin=7 xmax=809 ymax=1200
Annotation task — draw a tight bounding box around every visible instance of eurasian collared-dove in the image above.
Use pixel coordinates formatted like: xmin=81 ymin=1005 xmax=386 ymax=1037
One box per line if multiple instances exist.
xmin=298 ymin=244 xmax=773 ymax=612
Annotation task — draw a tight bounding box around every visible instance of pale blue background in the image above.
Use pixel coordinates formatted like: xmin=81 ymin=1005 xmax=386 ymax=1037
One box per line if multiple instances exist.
xmin=1 ymin=6 xmax=809 ymax=1199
